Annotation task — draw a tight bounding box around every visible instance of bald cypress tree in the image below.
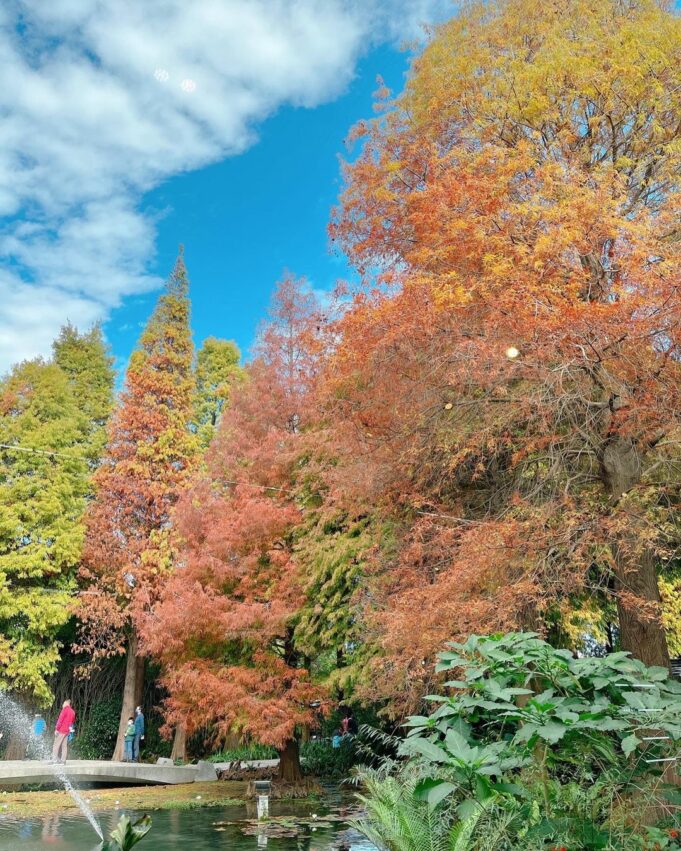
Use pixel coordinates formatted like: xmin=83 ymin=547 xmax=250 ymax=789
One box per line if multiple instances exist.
xmin=78 ymin=251 xmax=198 ymax=760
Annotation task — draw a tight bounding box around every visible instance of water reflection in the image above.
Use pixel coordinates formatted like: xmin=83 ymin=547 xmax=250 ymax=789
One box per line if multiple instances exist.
xmin=0 ymin=800 xmax=377 ymax=850
xmin=41 ymin=813 xmax=62 ymax=844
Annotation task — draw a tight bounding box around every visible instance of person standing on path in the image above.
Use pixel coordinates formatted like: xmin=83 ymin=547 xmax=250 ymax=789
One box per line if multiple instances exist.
xmin=133 ymin=706 xmax=145 ymax=762
xmin=123 ymin=717 xmax=135 ymax=762
xmin=52 ymin=700 xmax=76 ymax=763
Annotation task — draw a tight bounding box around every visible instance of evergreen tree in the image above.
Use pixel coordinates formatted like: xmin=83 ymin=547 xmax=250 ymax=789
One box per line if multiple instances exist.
xmin=0 ymin=360 xmax=90 ymax=705
xmin=194 ymin=337 xmax=243 ymax=446
xmin=0 ymin=325 xmax=113 ymax=750
xmin=52 ymin=324 xmax=115 ymax=463
xmin=78 ymin=250 xmax=197 ymax=760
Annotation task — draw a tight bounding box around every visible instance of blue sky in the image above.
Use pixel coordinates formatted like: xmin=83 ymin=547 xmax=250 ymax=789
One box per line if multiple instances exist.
xmin=8 ymin=1 xmax=673 ymax=377
xmin=0 ymin=1 xmax=453 ymax=375
xmin=106 ymin=43 xmax=409 ymax=370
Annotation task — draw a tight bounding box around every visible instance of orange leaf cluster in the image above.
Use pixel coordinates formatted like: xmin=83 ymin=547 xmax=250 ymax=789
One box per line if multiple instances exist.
xmin=143 ymin=276 xmax=327 ymax=746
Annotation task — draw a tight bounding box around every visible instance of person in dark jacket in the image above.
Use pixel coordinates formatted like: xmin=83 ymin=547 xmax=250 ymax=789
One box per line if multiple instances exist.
xmin=133 ymin=706 xmax=145 ymax=762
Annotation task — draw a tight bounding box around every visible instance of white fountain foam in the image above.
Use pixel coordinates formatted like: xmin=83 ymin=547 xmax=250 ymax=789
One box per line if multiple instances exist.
xmin=0 ymin=691 xmax=103 ymax=840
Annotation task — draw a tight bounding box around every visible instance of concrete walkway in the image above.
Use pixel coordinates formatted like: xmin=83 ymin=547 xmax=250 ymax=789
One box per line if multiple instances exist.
xmin=0 ymin=759 xmax=219 ymax=786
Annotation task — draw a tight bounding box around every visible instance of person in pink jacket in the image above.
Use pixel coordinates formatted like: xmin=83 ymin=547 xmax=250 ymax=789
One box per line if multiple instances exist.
xmin=52 ymin=700 xmax=76 ymax=763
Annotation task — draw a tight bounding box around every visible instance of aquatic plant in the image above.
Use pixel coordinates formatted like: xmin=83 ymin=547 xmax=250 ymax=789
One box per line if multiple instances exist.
xmin=102 ymin=814 xmax=151 ymax=850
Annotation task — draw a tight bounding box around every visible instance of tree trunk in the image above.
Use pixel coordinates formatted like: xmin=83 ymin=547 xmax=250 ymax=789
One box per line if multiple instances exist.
xmin=277 ymin=739 xmax=302 ymax=782
xmin=602 ymin=439 xmax=670 ymax=670
xmin=613 ymin=546 xmax=670 ymax=669
xmin=224 ymin=732 xmax=241 ymax=750
xmin=3 ymin=730 xmax=28 ymax=760
xmin=170 ymin=723 xmax=186 ymax=763
xmin=2 ymin=696 xmax=29 ymax=760
xmin=134 ymin=649 xmax=144 ymax=710
xmin=112 ymin=632 xmax=144 ymax=761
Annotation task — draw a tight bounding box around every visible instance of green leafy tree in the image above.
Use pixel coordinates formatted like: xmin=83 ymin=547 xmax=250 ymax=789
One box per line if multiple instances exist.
xmin=295 ymin=512 xmax=379 ymax=695
xmin=194 ymin=337 xmax=243 ymax=446
xmin=0 ymin=360 xmax=91 ymax=705
xmin=53 ymin=323 xmax=115 ymax=463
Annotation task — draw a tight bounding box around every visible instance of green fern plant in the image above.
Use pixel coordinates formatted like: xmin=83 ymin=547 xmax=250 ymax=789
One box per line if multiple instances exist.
xmin=351 ymin=765 xmax=492 ymax=851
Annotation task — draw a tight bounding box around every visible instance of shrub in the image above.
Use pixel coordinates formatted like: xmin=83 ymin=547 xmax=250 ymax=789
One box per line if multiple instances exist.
xmin=207 ymin=742 xmax=278 ymax=763
xmin=74 ymin=697 xmax=121 ymax=760
xmin=301 ymin=737 xmax=359 ymax=778
xmin=139 ymin=721 xmax=172 ymax=762
xmin=353 ymin=633 xmax=681 ymax=850
xmin=205 ymin=738 xmax=360 ymax=778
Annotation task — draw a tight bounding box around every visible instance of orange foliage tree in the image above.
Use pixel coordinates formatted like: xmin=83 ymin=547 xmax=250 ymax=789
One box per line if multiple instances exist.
xmin=142 ymin=276 xmax=326 ymax=780
xmin=77 ymin=252 xmax=198 ymax=759
xmin=322 ymin=0 xmax=681 ymax=711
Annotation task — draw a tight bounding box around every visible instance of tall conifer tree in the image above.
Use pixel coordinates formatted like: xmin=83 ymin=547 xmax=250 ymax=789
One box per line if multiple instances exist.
xmin=0 ymin=361 xmax=88 ymax=706
xmin=0 ymin=326 xmax=114 ymax=719
xmin=194 ymin=337 xmax=243 ymax=447
xmin=145 ymin=276 xmax=324 ymax=781
xmin=78 ymin=250 xmax=197 ymax=760
xmin=53 ymin=324 xmax=115 ymax=463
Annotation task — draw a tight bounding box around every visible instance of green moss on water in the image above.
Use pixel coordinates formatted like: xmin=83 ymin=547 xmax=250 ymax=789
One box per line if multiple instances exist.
xmin=0 ymin=781 xmax=247 ymax=818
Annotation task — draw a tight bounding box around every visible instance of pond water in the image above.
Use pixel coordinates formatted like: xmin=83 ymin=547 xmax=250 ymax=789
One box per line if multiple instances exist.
xmin=0 ymin=797 xmax=377 ymax=850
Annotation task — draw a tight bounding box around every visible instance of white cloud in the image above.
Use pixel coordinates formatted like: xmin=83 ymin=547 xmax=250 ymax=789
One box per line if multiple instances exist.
xmin=0 ymin=0 xmax=452 ymax=373
xmin=0 ymin=272 xmax=103 ymax=368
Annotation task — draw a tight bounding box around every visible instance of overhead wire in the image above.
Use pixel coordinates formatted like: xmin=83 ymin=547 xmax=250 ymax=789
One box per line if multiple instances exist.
xmin=0 ymin=442 xmax=83 ymax=461
xmin=0 ymin=442 xmax=310 ymax=498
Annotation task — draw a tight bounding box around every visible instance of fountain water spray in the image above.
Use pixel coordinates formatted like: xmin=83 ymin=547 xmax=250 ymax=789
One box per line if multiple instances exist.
xmin=0 ymin=691 xmax=103 ymax=840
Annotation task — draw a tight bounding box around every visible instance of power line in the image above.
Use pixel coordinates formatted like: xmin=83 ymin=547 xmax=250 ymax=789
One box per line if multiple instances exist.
xmin=0 ymin=447 xmax=491 ymax=514
xmin=0 ymin=444 xmax=316 ymax=503
xmin=223 ymin=479 xmax=290 ymax=493
xmin=0 ymin=445 xmax=303 ymax=495
xmin=0 ymin=443 xmax=83 ymax=461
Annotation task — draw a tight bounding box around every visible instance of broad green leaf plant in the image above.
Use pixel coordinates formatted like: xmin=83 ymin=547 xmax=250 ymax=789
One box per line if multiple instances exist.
xmin=354 ymin=633 xmax=681 ymax=850
xmin=102 ymin=815 xmax=152 ymax=851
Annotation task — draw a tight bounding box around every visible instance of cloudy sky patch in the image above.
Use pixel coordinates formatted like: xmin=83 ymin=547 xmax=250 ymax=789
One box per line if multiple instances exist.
xmin=0 ymin=0 xmax=450 ymax=372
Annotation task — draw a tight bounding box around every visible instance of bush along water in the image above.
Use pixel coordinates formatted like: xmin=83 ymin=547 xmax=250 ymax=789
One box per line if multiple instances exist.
xmin=207 ymin=742 xmax=278 ymax=763
xmin=302 ymin=736 xmax=359 ymax=779
xmin=353 ymin=633 xmax=681 ymax=851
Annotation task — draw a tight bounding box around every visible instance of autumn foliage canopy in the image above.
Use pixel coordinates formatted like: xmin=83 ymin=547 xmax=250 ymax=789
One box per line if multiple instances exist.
xmin=101 ymin=0 xmax=681 ymax=752
xmin=142 ymin=276 xmax=326 ymax=749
